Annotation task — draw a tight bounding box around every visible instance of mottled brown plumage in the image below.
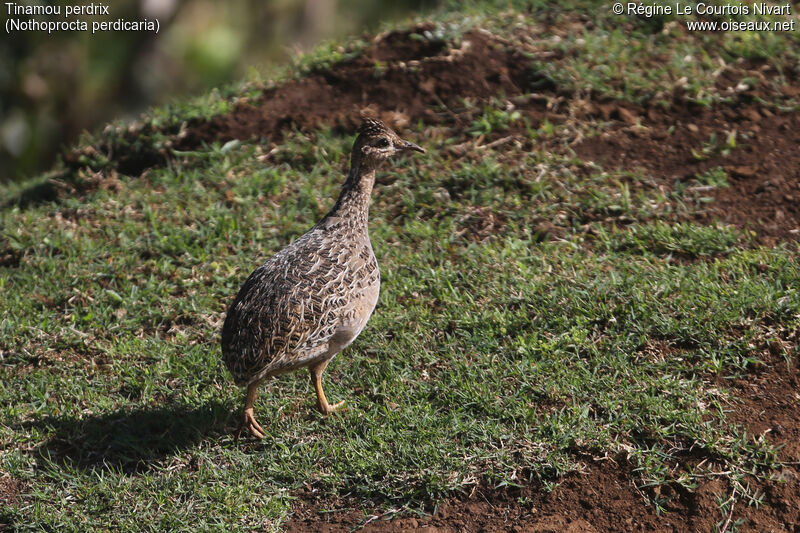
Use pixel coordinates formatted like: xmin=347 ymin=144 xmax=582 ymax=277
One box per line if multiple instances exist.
xmin=221 ymin=118 xmax=424 ymax=438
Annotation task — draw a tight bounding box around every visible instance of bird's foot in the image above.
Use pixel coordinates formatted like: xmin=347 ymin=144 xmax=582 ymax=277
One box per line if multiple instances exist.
xmin=318 ymin=399 xmax=346 ymax=416
xmin=237 ymin=407 xmax=266 ymax=439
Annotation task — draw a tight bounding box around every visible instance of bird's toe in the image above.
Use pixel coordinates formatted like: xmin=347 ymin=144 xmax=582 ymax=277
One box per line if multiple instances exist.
xmin=238 ymin=408 xmax=267 ymax=439
xmin=320 ymin=399 xmax=346 ymax=416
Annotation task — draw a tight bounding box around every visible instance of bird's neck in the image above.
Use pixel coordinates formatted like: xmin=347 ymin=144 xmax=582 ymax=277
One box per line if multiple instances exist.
xmin=325 ymin=162 xmax=376 ymax=229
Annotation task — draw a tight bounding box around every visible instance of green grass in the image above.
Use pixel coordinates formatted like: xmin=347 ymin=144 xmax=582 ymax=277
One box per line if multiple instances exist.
xmin=2 ymin=120 xmax=798 ymax=530
xmin=3 ymin=2 xmax=800 ymax=530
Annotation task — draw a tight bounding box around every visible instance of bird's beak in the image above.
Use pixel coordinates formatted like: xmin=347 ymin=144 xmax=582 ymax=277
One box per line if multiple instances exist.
xmin=399 ymin=140 xmax=425 ymax=154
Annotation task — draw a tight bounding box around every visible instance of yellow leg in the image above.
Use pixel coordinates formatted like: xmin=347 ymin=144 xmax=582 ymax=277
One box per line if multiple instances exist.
xmin=238 ymin=380 xmax=266 ymax=439
xmin=309 ymin=360 xmax=345 ymax=415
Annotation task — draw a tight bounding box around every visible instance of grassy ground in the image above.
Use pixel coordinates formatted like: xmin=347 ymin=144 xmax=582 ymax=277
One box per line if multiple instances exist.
xmin=2 ymin=1 xmax=799 ymax=531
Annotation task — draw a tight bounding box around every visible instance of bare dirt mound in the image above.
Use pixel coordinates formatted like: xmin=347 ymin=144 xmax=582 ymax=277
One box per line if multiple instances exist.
xmin=177 ymin=25 xmax=541 ymax=150
xmin=573 ymin=100 xmax=800 ymax=246
xmin=54 ymin=24 xmax=544 ymax=194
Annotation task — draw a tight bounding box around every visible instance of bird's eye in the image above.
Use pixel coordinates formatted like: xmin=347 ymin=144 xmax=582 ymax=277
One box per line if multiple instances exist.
xmin=374 ymin=138 xmax=390 ymax=148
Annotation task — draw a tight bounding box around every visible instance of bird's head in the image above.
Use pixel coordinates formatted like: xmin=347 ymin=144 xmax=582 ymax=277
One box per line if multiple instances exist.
xmin=352 ymin=118 xmax=425 ymax=171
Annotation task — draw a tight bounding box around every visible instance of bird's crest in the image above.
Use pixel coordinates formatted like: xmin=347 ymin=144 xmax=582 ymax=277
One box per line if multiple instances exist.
xmin=358 ymin=118 xmax=391 ymax=137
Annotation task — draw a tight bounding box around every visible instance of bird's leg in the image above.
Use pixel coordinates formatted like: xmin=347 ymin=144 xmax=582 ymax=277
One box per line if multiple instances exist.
xmin=309 ymin=360 xmax=345 ymax=415
xmin=238 ymin=380 xmax=266 ymax=439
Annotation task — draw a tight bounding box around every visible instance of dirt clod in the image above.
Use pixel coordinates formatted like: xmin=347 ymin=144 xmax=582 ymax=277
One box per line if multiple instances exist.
xmin=0 ymin=473 xmax=23 ymax=506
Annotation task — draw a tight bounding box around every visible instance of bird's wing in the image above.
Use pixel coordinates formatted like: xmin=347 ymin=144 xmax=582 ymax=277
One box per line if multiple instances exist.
xmin=221 ymin=227 xmax=369 ymax=384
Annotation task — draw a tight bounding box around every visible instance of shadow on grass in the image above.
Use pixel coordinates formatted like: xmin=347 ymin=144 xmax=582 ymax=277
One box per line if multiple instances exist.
xmin=35 ymin=399 xmax=236 ymax=474
xmin=2 ymin=180 xmax=60 ymax=210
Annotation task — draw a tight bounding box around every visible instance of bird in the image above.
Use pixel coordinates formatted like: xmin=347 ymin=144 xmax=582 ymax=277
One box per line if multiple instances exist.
xmin=221 ymin=118 xmax=425 ymax=438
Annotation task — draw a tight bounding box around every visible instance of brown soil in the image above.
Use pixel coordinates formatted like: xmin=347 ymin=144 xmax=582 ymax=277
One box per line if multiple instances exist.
xmin=719 ymin=337 xmax=800 ymax=532
xmin=285 ymin=351 xmax=800 ymax=532
xmin=0 ymin=473 xmax=23 ymax=525
xmin=572 ymin=100 xmax=800 ymax=246
xmin=0 ymin=474 xmax=22 ymax=505
xmin=176 ymin=26 xmax=537 ymax=150
xmin=181 ymin=26 xmax=798 ymax=246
